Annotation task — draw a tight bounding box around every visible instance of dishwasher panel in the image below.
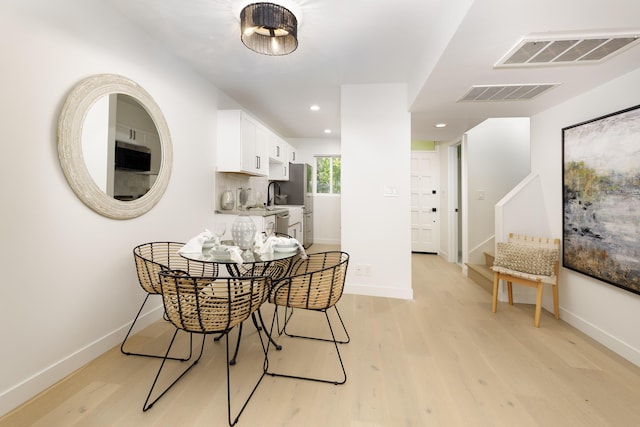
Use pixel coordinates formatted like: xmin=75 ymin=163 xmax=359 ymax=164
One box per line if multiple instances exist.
xmin=275 ymin=210 xmax=290 ymax=236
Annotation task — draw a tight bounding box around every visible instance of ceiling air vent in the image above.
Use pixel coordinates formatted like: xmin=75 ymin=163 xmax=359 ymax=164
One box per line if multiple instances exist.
xmin=496 ymin=33 xmax=640 ymax=67
xmin=459 ymin=84 xmax=557 ymax=102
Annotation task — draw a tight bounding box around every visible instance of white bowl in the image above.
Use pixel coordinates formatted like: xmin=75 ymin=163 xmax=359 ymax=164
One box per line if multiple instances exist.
xmin=212 ymin=249 xmax=231 ymax=260
xmin=202 ymin=241 xmax=216 ymax=251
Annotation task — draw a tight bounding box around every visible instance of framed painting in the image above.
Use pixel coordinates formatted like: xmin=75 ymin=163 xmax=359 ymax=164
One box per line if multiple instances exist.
xmin=562 ymin=104 xmax=640 ymax=295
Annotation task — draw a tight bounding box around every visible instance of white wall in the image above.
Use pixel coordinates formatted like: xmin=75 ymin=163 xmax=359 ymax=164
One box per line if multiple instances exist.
xmin=288 ymin=138 xmax=341 ymax=244
xmin=465 ymin=118 xmax=530 ymax=263
xmin=341 ymin=84 xmax=413 ymax=299
xmin=0 ymin=0 xmax=221 ymax=415
xmin=531 ymin=67 xmax=640 ymax=366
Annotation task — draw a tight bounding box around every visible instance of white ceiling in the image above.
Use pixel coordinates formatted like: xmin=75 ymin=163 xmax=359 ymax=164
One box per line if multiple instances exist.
xmin=107 ymin=0 xmax=640 ymax=142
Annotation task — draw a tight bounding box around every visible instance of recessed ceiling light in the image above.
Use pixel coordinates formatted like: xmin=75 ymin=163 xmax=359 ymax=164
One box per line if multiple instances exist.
xmin=435 ymin=123 xmax=447 ymax=128
xmin=310 ymin=105 xmax=320 ymax=111
xmin=324 ymin=129 xmax=332 ymax=134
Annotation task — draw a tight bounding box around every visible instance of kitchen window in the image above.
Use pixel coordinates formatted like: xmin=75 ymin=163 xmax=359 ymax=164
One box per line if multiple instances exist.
xmin=315 ymin=156 xmax=341 ymax=194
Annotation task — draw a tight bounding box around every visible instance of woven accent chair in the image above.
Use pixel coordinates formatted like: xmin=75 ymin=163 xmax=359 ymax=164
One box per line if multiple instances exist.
xmin=266 ymin=251 xmax=350 ymax=385
xmin=491 ymin=233 xmax=560 ymax=327
xmin=121 ymin=242 xmax=218 ymax=360
xmin=143 ymin=271 xmax=271 ymax=426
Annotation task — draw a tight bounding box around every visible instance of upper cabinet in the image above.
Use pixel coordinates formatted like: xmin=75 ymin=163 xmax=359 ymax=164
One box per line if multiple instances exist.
xmin=115 ymin=124 xmax=139 ymax=144
xmin=289 ymin=145 xmax=297 ymax=163
xmin=269 ymin=134 xmax=290 ymax=181
xmin=217 ymin=110 xmax=269 ymax=176
xmin=269 ymin=159 xmax=289 ymax=181
xmin=269 ymin=133 xmax=286 ymax=163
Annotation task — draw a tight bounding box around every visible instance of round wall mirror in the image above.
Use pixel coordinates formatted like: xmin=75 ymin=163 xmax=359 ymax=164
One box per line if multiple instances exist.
xmin=58 ymin=74 xmax=172 ymax=219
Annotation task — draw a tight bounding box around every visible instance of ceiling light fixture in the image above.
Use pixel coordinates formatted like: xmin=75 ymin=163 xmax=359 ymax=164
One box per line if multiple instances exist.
xmin=435 ymin=123 xmax=447 ymax=128
xmin=310 ymin=105 xmax=320 ymax=111
xmin=240 ymin=2 xmax=298 ymax=56
xmin=324 ymin=129 xmax=332 ymax=134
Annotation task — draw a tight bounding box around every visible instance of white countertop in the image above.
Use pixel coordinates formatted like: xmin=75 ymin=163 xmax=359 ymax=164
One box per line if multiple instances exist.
xmin=215 ymin=207 xmax=288 ymax=217
xmin=269 ymin=204 xmax=304 ymax=209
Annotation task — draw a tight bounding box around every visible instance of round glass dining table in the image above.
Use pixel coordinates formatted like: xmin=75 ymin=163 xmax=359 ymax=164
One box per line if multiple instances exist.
xmin=180 ymin=241 xmax=300 ymax=278
xmin=180 ymin=242 xmax=300 ymax=362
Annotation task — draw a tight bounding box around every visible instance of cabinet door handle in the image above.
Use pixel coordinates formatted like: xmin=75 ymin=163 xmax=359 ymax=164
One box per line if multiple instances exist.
xmin=276 ymin=146 xmax=280 ymax=157
xmin=256 ymin=156 xmax=261 ymax=169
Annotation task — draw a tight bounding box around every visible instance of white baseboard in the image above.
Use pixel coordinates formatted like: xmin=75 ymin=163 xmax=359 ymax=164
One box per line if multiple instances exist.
xmin=344 ymin=283 xmax=413 ymax=300
xmin=560 ymin=307 xmax=640 ymax=368
xmin=0 ymin=306 xmax=164 ymax=417
xmin=494 ymin=285 xmax=640 ymax=368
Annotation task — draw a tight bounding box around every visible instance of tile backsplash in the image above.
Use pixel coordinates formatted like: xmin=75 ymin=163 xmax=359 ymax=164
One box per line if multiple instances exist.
xmin=216 ymin=172 xmax=269 ymax=210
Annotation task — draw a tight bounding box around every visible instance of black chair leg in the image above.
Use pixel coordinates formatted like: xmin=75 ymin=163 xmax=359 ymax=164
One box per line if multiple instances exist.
xmin=121 ymin=294 xmax=193 ymax=361
xmin=226 ymin=323 xmax=269 ymax=426
xmin=282 ymin=305 xmax=350 ymax=344
xmin=143 ymin=331 xmax=205 ymax=411
xmin=266 ymin=306 xmax=347 ymax=385
xmin=229 ymin=322 xmax=243 ymax=365
xmin=256 ymin=309 xmax=282 ymax=350
xmin=142 ymin=326 xmax=269 ymax=426
xmin=275 ymin=305 xmax=295 ymax=335
xmin=221 ymin=311 xmax=282 ymax=367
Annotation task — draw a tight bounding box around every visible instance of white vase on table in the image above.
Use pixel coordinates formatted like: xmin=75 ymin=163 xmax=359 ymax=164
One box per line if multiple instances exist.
xmin=231 ymin=215 xmax=257 ymax=251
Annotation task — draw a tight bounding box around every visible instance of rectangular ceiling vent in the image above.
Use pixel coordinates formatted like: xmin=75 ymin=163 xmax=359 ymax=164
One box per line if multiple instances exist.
xmin=496 ymin=33 xmax=640 ymax=67
xmin=459 ymin=84 xmax=558 ymax=102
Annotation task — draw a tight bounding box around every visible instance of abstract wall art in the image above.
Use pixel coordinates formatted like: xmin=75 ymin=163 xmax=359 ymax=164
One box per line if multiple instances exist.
xmin=563 ymin=104 xmax=640 ymax=295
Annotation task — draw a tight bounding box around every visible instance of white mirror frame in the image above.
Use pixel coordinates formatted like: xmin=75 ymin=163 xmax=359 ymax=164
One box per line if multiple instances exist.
xmin=58 ymin=74 xmax=172 ymax=219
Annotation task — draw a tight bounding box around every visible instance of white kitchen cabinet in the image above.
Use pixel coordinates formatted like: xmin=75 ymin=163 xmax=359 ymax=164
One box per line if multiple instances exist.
xmin=269 ymin=135 xmax=290 ymax=181
xmin=217 ymin=110 xmax=269 ymax=176
xmin=269 ymin=133 xmax=285 ymax=162
xmin=289 ymin=145 xmax=297 ymax=163
xmin=214 ymin=213 xmax=275 ymax=242
xmin=116 ymin=124 xmax=144 ymax=144
xmin=269 ymin=156 xmax=289 ymax=181
xmin=285 ymin=206 xmax=304 ymax=244
xmin=287 ymin=206 xmax=303 ymax=224
xmin=287 ymin=221 xmax=303 ymax=243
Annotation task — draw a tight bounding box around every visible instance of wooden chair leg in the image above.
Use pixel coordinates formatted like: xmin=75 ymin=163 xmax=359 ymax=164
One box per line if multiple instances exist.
xmin=552 ymin=284 xmax=559 ymax=319
xmin=534 ymin=283 xmax=544 ymax=328
xmin=492 ymin=273 xmax=499 ymax=313
xmin=507 ymin=282 xmax=513 ymax=305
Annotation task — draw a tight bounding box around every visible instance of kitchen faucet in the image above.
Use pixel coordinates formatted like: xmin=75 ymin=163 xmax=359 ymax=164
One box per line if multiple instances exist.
xmin=267 ymin=181 xmax=281 ymax=206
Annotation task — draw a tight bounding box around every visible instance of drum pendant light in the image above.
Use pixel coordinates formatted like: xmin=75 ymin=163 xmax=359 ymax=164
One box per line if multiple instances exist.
xmin=240 ymin=2 xmax=298 ymax=56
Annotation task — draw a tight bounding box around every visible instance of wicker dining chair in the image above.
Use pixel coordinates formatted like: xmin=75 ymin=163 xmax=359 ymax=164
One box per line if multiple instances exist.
xmin=143 ymin=271 xmax=271 ymax=426
xmin=121 ymin=242 xmax=218 ymax=360
xmin=266 ymin=251 xmax=350 ymax=385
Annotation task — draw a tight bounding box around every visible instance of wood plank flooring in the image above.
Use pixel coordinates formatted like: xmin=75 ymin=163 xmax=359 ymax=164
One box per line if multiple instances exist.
xmin=2 ymin=250 xmax=640 ymax=426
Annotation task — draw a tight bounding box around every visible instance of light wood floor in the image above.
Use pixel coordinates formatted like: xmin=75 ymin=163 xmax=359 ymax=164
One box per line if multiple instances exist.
xmin=3 ymin=250 xmax=640 ymax=426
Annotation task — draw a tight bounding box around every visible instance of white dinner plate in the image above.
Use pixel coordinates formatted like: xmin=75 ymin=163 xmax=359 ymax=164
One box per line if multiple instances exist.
xmin=274 ymin=245 xmax=298 ymax=253
xmin=212 ymin=250 xmax=231 ymax=260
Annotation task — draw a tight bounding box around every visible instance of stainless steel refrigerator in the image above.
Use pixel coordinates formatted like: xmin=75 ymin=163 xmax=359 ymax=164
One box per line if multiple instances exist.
xmin=279 ymin=163 xmax=313 ymax=247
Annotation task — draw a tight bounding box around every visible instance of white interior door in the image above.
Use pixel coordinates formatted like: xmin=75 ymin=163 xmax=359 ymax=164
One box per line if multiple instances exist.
xmin=411 ymin=151 xmax=440 ymax=253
